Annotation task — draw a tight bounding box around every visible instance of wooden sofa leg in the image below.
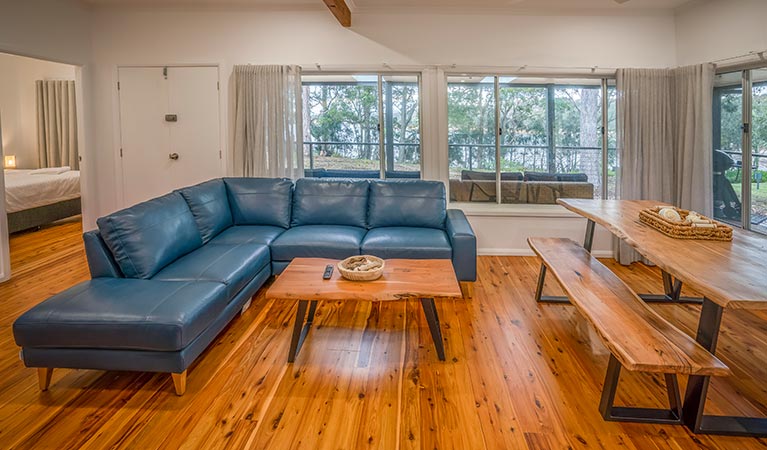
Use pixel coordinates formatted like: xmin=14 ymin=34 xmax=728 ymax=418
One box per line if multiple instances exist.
xmin=37 ymin=368 xmax=53 ymax=391
xmin=460 ymin=282 xmax=474 ymax=299
xmin=171 ymin=371 xmax=187 ymax=396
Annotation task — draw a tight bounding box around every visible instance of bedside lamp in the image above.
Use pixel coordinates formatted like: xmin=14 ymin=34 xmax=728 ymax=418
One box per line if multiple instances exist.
xmin=4 ymin=155 xmax=16 ymax=169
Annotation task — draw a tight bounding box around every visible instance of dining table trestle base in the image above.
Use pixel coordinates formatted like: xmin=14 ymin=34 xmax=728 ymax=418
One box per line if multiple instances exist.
xmin=534 ymin=218 xmax=703 ymax=305
xmin=682 ymin=297 xmax=767 ymax=437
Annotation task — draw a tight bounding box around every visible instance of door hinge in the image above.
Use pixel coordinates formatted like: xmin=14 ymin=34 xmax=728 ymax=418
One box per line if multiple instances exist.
xmin=217 ymin=81 xmax=220 ymax=90
xmin=117 ymin=81 xmax=120 ymax=90
xmin=219 ymin=150 xmax=222 ymax=159
xmin=120 ymin=148 xmax=123 ymax=157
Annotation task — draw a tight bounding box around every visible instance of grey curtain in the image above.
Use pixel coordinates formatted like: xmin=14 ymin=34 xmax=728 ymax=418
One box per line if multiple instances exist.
xmin=232 ymin=65 xmax=304 ymax=178
xmin=36 ymin=80 xmax=79 ymax=169
xmin=615 ymin=64 xmax=715 ymax=264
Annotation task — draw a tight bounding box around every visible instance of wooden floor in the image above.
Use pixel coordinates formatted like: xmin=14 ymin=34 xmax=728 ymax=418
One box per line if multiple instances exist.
xmin=1 ymin=222 xmax=767 ymax=449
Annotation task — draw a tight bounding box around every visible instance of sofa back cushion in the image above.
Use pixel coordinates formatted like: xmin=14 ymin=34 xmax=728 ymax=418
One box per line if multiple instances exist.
xmin=224 ymin=178 xmax=293 ymax=228
xmin=368 ymin=180 xmax=446 ymax=229
xmin=291 ymin=178 xmax=369 ymax=228
xmin=96 ymin=192 xmax=203 ymax=279
xmin=178 ymin=179 xmax=232 ymax=244
xmin=556 ymin=173 xmax=588 ymax=182
xmin=462 ymin=170 xmax=523 ymax=181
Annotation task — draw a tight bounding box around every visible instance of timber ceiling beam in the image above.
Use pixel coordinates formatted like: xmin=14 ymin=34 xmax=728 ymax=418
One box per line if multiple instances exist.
xmin=323 ymin=0 xmax=351 ymax=27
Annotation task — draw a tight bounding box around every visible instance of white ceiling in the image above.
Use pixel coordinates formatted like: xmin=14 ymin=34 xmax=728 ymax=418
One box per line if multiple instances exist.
xmin=82 ymin=0 xmax=697 ymax=13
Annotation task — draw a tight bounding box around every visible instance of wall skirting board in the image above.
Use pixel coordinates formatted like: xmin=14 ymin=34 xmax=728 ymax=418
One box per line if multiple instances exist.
xmin=460 ymin=207 xmax=614 ymax=257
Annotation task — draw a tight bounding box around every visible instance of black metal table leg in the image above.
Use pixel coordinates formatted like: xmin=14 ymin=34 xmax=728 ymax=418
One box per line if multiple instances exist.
xmin=583 ymin=218 xmax=595 ymax=252
xmin=288 ymin=300 xmax=317 ymax=363
xmin=638 ymin=270 xmax=703 ymax=304
xmin=420 ymin=297 xmax=446 ymax=361
xmin=683 ymin=298 xmax=767 ymax=437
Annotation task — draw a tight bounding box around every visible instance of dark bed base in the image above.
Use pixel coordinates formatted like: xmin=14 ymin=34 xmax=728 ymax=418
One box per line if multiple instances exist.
xmin=8 ymin=198 xmax=82 ymax=234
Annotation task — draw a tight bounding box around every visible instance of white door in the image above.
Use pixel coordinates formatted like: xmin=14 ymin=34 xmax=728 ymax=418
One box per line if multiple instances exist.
xmin=118 ymin=66 xmax=221 ymax=206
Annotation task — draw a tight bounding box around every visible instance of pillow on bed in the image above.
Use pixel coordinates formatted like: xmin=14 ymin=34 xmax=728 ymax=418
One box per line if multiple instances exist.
xmin=30 ymin=167 xmax=70 ymax=175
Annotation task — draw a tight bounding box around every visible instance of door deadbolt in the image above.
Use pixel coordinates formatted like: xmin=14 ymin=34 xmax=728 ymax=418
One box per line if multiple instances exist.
xmin=165 ymin=114 xmax=178 ymax=122
xmin=169 ymin=153 xmax=179 ymax=160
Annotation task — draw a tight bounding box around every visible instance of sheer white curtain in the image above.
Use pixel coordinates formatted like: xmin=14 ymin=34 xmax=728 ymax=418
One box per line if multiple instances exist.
xmin=615 ymin=64 xmax=714 ymax=264
xmin=233 ymin=65 xmax=304 ymax=178
xmin=36 ymin=80 xmax=79 ymax=169
xmin=674 ymin=64 xmax=714 ymax=215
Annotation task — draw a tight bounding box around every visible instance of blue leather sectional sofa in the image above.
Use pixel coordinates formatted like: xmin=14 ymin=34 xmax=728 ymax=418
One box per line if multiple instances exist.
xmin=13 ymin=177 xmax=476 ymax=395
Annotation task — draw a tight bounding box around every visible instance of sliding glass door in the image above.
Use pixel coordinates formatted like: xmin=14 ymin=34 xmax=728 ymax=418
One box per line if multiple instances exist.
xmin=750 ymin=68 xmax=767 ymax=233
xmin=713 ymin=67 xmax=767 ymax=233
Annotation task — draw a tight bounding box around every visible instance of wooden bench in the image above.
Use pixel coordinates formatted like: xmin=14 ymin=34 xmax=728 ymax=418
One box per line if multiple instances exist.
xmin=527 ymin=237 xmax=731 ymax=425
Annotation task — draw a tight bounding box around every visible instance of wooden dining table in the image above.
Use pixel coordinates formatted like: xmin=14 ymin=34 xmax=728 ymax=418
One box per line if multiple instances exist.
xmin=553 ymin=198 xmax=767 ymax=437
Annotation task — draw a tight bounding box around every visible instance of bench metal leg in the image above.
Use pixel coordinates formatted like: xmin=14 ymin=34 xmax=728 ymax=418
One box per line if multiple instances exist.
xmin=682 ymin=298 xmax=767 ymax=437
xmin=420 ymin=298 xmax=446 ymax=361
xmin=535 ymin=220 xmax=593 ymax=304
xmin=599 ymin=355 xmax=683 ymax=425
xmin=288 ymin=300 xmax=318 ymax=363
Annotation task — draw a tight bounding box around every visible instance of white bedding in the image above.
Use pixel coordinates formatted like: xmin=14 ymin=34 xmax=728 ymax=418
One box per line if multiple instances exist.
xmin=4 ymin=169 xmax=81 ymax=213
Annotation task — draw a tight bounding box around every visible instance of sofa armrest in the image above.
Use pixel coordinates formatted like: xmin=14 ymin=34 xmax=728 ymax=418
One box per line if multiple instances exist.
xmin=445 ymin=209 xmax=477 ymax=282
xmin=83 ymin=231 xmax=123 ymax=278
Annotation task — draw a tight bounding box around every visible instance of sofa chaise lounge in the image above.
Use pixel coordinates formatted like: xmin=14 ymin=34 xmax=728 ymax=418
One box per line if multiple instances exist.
xmin=13 ymin=177 xmax=476 ymax=395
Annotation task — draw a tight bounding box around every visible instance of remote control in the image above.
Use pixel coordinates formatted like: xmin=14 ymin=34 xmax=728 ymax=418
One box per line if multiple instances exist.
xmin=323 ymin=264 xmax=334 ymax=280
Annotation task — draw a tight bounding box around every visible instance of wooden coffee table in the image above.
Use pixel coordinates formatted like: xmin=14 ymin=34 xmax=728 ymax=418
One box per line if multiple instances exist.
xmin=266 ymin=258 xmax=462 ymax=362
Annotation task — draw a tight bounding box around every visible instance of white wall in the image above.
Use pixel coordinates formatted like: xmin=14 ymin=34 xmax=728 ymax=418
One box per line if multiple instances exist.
xmin=0 ymin=0 xmax=92 ymax=282
xmin=675 ymin=0 xmax=767 ymax=66
xmin=0 ymin=53 xmax=77 ymax=169
xmin=88 ymin=7 xmax=678 ymax=221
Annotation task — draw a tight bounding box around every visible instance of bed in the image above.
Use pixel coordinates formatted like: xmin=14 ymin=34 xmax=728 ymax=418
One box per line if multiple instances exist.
xmin=4 ymin=169 xmax=81 ymax=233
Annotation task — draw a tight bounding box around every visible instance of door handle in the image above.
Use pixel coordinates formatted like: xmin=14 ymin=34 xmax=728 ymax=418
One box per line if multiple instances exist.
xmin=169 ymin=153 xmax=179 ymax=160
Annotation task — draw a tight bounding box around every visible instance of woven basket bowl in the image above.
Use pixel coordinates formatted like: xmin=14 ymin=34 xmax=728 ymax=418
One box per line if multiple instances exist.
xmin=638 ymin=207 xmax=732 ymax=241
xmin=337 ymin=255 xmax=385 ymax=281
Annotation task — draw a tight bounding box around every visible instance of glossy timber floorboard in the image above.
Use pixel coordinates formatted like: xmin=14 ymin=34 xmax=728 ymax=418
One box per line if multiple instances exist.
xmin=1 ymin=221 xmax=767 ymax=449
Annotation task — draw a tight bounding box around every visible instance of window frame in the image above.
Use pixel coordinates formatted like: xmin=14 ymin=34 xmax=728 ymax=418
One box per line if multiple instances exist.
xmin=300 ymin=71 xmax=424 ymax=179
xmin=445 ymin=73 xmax=617 ymax=203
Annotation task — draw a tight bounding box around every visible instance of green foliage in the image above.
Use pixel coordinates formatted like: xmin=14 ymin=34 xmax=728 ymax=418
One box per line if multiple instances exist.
xmin=446 ymin=82 xmax=613 ymax=180
xmin=303 ymin=81 xmax=421 ymax=167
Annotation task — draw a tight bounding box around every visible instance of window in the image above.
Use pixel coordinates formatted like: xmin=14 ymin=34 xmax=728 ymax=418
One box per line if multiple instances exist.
xmin=301 ymin=74 xmax=421 ymax=179
xmin=447 ymin=75 xmax=615 ymax=204
xmin=447 ymin=77 xmax=496 ymax=201
xmin=713 ymin=67 xmax=767 ymax=234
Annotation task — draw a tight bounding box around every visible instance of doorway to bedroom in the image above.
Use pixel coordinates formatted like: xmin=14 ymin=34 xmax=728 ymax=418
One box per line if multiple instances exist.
xmin=0 ymin=52 xmax=85 ymax=281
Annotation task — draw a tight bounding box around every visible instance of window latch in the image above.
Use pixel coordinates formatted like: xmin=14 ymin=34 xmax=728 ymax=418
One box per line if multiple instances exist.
xmin=742 ymin=123 xmax=750 ymax=133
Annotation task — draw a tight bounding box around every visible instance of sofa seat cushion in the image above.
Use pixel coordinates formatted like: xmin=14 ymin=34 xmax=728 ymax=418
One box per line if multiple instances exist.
xmin=96 ymin=192 xmax=203 ymax=279
xmin=208 ymin=225 xmax=285 ymax=246
xmin=13 ymin=278 xmax=228 ymax=352
xmin=152 ymin=243 xmax=270 ymax=298
xmin=271 ymin=225 xmax=365 ymax=261
xmin=361 ymin=227 xmax=452 ymax=259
